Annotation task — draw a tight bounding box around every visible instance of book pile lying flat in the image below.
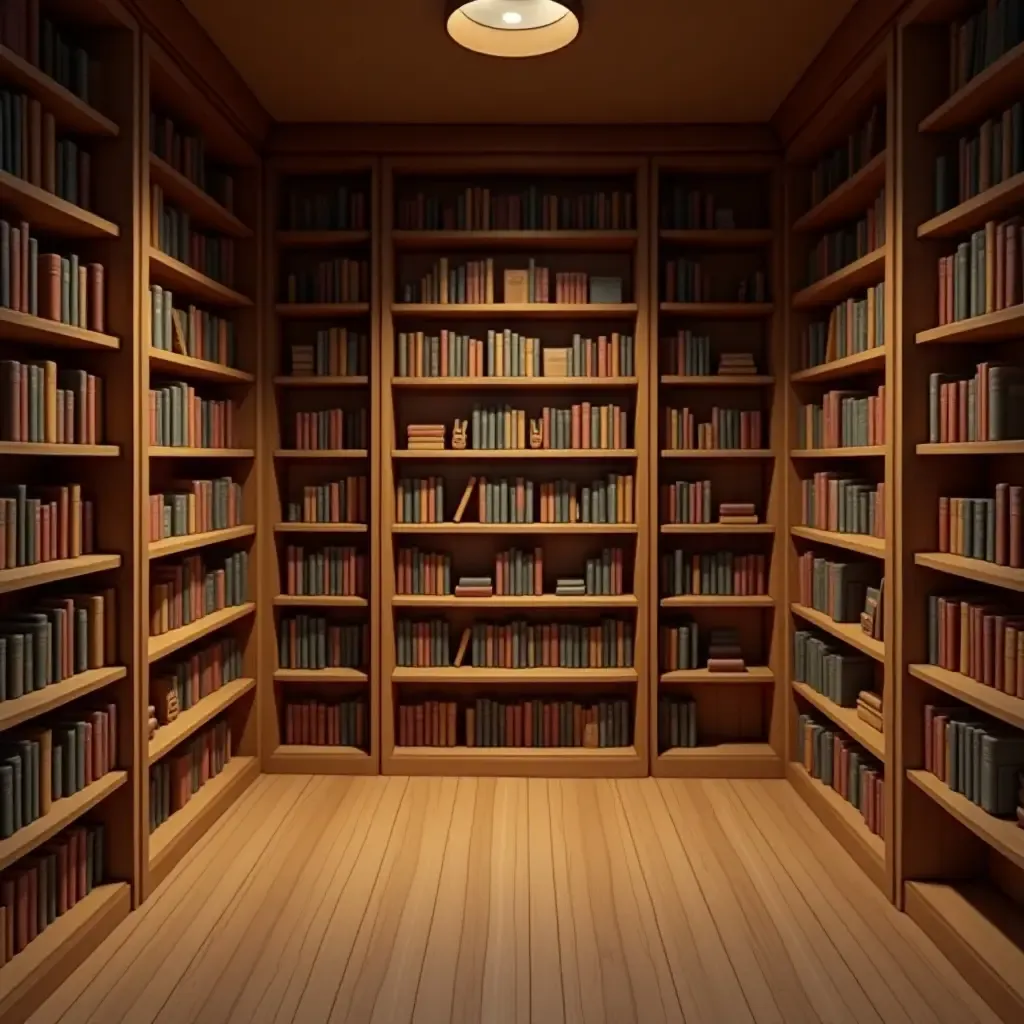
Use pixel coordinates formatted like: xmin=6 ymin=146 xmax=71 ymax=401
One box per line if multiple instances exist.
xmin=861 ymin=580 xmax=884 ymax=639
xmin=555 ymin=577 xmax=587 ymax=597
xmin=718 ymin=352 xmax=757 ymax=376
xmin=719 ymin=502 xmax=758 ymax=525
xmin=856 ymin=690 xmax=882 ymax=732
xmin=290 ymin=344 xmax=315 ymax=376
xmin=707 ymin=627 xmax=745 ymax=672
xmin=407 ymin=424 xmax=446 ymax=450
xmin=454 ymin=575 xmax=493 ymax=597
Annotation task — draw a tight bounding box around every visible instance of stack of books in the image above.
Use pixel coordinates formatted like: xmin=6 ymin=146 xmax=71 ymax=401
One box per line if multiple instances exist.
xmin=707 ymin=627 xmax=745 ymax=672
xmin=861 ymin=581 xmax=885 ymax=640
xmin=454 ymin=576 xmax=493 ymax=597
xmin=406 ymin=424 xmax=445 ymax=451
xmin=718 ymin=502 xmax=758 ymax=525
xmin=289 ymin=344 xmax=315 ymax=376
xmin=857 ymin=690 xmax=882 ymax=732
xmin=718 ymin=352 xmax=757 ymax=376
xmin=555 ymin=577 xmax=587 ymax=597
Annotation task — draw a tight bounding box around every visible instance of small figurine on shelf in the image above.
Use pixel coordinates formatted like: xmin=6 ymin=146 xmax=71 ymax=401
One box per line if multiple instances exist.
xmin=452 ymin=419 xmax=468 ymax=450
xmin=530 ymin=419 xmax=543 ymax=449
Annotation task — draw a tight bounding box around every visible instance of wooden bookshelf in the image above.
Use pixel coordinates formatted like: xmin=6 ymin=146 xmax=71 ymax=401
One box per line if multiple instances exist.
xmin=379 ymin=155 xmax=649 ymax=777
xmin=651 ymin=155 xmax=785 ymax=779
xmin=138 ymin=36 xmax=261 ymax=900
xmin=783 ymin=37 xmax=894 ymax=899
xmin=259 ymin=155 xmax=379 ymax=776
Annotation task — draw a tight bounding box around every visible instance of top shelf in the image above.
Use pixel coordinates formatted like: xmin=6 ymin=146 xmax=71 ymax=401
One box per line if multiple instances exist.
xmin=792 ymin=151 xmax=887 ymax=235
xmin=391 ymin=230 xmax=637 ymax=252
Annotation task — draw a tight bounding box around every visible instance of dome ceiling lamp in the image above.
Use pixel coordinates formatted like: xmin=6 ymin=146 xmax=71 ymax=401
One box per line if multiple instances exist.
xmin=446 ymin=0 xmax=582 ymax=58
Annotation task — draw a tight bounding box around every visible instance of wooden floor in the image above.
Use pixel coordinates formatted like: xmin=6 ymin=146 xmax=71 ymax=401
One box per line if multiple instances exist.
xmin=28 ymin=775 xmax=1001 ymax=1024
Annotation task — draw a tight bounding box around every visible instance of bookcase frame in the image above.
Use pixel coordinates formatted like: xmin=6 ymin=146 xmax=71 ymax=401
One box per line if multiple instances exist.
xmin=258 ymin=154 xmax=380 ymax=776
xmin=137 ymin=35 xmax=262 ymax=900
xmin=649 ymin=154 xmax=788 ymax=779
xmin=379 ymin=153 xmax=650 ymax=778
xmin=782 ymin=35 xmax=898 ymax=902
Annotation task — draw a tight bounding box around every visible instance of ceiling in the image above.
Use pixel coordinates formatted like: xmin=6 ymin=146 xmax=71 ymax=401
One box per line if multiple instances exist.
xmin=183 ymin=0 xmax=859 ymax=124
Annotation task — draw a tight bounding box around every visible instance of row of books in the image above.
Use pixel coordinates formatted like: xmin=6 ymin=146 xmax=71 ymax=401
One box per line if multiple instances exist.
xmin=291 ymin=408 xmax=367 ymax=451
xmin=151 ymin=187 xmax=235 ymax=287
xmin=395 ymin=330 xmax=635 ymax=379
xmin=0 ymin=361 xmax=102 ymax=444
xmin=660 ymin=189 xmax=740 ymax=231
xmin=663 ymin=260 xmax=768 ymax=304
xmin=284 ymin=476 xmax=369 ymax=525
xmin=282 ymin=698 xmax=367 ymax=749
xmin=283 ymin=258 xmax=369 ymax=305
xmin=799 ymin=552 xmax=878 ymax=625
xmin=942 ymin=106 xmax=1024 ymax=216
xmin=660 ymin=480 xmax=713 ymax=525
xmin=150 ymin=636 xmax=243 ymax=727
xmin=277 ymin=616 xmax=368 ymax=670
xmin=662 ymin=407 xmax=763 ymax=450
xmin=0 ymin=482 xmax=95 ymax=571
xmin=0 ymin=2 xmax=92 ymax=103
xmin=793 ymin=629 xmax=874 ymax=707
xmin=150 ymin=286 xmax=237 ymax=368
xmin=797 ymin=385 xmax=886 ymax=450
xmin=938 ymin=486 xmax=1023 ymax=567
xmin=149 ymin=719 xmax=231 ymax=833
xmin=148 ymin=478 xmax=244 ymax=542
xmin=657 ymin=695 xmax=698 ymax=749
xmin=797 ymin=712 xmax=885 ymax=838
xmin=800 ymin=473 xmax=885 ymax=538
xmin=149 ymin=550 xmax=249 ymax=637
xmin=288 ymin=329 xmax=368 ymax=378
xmin=948 ymin=3 xmax=1024 ymax=94
xmin=660 ymin=623 xmax=750 ymax=673
xmin=281 ymin=182 xmax=367 ymax=231
xmin=396 ymin=697 xmax=633 ymax=748
xmin=806 ymin=190 xmax=885 ymax=285
xmin=928 ymin=365 xmax=1024 ymax=443
xmin=660 ymin=551 xmax=767 ymax=597
xmin=0 ymin=589 xmax=114 ymax=702
xmin=148 ymin=383 xmax=235 ymax=449
xmin=395 ymin=187 xmax=635 ymax=232
xmin=661 ymin=333 xmax=758 ymax=378
xmin=928 ymin=595 xmax=1024 ymax=698
xmin=937 ymin=220 xmax=1024 ymax=324
xmin=395 ymin=618 xmax=635 ymax=669
xmin=458 ymin=403 xmax=630 ymax=451
xmin=808 ymin=104 xmax=883 ymax=208
xmin=151 ymin=113 xmax=234 ymax=212
xmin=0 ymin=704 xmax=118 ymax=840
xmin=282 ymin=545 xmax=367 ymax=598
xmin=0 ymin=822 xmax=105 ymax=967
xmin=802 ymin=284 xmax=885 ymax=368
xmin=0 ymin=218 xmax=106 ymax=331
xmin=924 ymin=704 xmax=1024 ymax=816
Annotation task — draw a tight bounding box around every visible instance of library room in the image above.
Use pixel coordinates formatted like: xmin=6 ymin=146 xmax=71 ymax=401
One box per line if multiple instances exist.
xmin=0 ymin=0 xmax=1021 ymax=1020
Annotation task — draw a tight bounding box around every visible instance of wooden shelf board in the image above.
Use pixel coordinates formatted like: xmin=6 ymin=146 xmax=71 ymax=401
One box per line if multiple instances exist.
xmin=0 ymin=882 xmax=130 ymax=1024
xmin=272 ymin=595 xmax=368 ymax=608
xmin=148 ymin=756 xmax=259 ymax=892
xmin=275 ymin=303 xmax=371 ymax=318
xmin=0 ymin=442 xmax=118 ymax=456
xmin=660 ymin=667 xmax=775 ymax=685
xmin=790 ymin=346 xmax=886 ymax=383
xmin=392 ymin=229 xmax=638 ymax=251
xmin=392 ymin=302 xmax=639 ymax=320
xmin=792 ymin=151 xmax=888 ymax=233
xmin=394 ymin=376 xmax=639 ymax=389
xmin=660 ymin=374 xmax=774 ymax=387
xmin=273 ymin=449 xmax=369 ymax=462
xmin=919 ymin=171 xmax=1024 ymax=239
xmin=790 ymin=446 xmax=885 ymax=458
xmin=660 ymin=595 xmax=774 ymax=609
xmin=917 ymin=441 xmax=1024 ymax=455
xmin=787 ymin=762 xmax=886 ymax=891
xmin=791 ymin=603 xmax=885 ymax=662
xmin=392 ymin=448 xmax=637 ymax=461
xmin=148 ymin=677 xmax=256 ymax=765
xmin=272 ymin=668 xmax=369 ymax=684
xmin=905 ymin=880 xmax=1024 ymax=1024
xmin=392 ymin=594 xmax=638 ymax=610
xmin=0 ymin=553 xmax=121 ymax=595
xmin=915 ymin=552 xmax=1024 ymax=592
xmin=274 ymin=522 xmax=368 ymax=535
xmin=388 ymin=745 xmax=643 ymax=778
xmin=791 ymin=526 xmax=886 ymax=558
xmin=149 ymin=249 xmax=252 ymax=308
xmin=909 ymin=663 xmax=1024 ymax=732
xmin=917 ymin=304 xmax=1024 ymax=344
xmin=659 ymin=228 xmax=774 ymax=247
xmin=0 ymin=307 xmax=119 ymax=351
xmin=791 ymin=680 xmax=885 ymax=760
xmin=659 ymin=302 xmax=774 ymax=319
xmin=265 ymin=745 xmax=376 ymax=776
xmin=909 ymin=769 xmax=1024 ymax=874
xmin=0 ymin=169 xmax=118 ymax=238
xmin=276 ymin=230 xmax=371 ymax=247
xmin=0 ymin=666 xmax=127 ymax=735
xmin=147 ymin=602 xmax=255 ymax=664
xmin=149 ymin=155 xmax=251 ymax=238
xmin=148 ymin=525 xmax=254 ymax=560
xmin=0 ymin=771 xmax=127 ymax=874
xmin=660 ymin=523 xmax=775 ymax=535
xmin=149 ymin=347 xmax=254 ymax=384
xmin=656 ymin=744 xmax=783 ymax=779
xmin=392 ymin=667 xmax=638 ymax=685
xmin=273 ymin=375 xmax=369 ymax=388
xmin=391 ymin=522 xmax=638 ymax=536
xmin=149 ymin=446 xmax=255 ymax=459
xmin=792 ymin=247 xmax=887 ymax=309
xmin=660 ymin=448 xmax=774 ymax=459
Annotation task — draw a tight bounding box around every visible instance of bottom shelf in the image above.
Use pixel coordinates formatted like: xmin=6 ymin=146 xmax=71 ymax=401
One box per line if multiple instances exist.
xmin=905 ymin=880 xmax=1024 ymax=1024
xmin=0 ymin=882 xmax=130 ymax=1024
xmin=387 ymin=745 xmax=643 ymax=778
xmin=264 ymin=745 xmax=376 ymax=775
xmin=787 ymin=761 xmax=886 ymax=893
xmin=148 ymin=755 xmax=259 ymax=894
xmin=654 ymin=742 xmax=782 ymax=779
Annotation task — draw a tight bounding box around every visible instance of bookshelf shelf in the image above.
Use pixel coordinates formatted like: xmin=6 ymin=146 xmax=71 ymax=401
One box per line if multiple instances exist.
xmin=148 ymin=677 xmax=257 ymax=765
xmin=389 ymin=745 xmax=643 ymax=779
xmin=791 ymin=525 xmax=886 ymax=558
xmin=660 ymin=523 xmax=775 ymax=535
xmin=391 ymin=447 xmax=638 ymax=461
xmin=660 ymin=448 xmax=775 ymax=459
xmin=917 ymin=171 xmax=1024 ymax=239
xmin=0 ymin=442 xmax=119 ymax=456
xmin=148 ymin=154 xmax=251 ymax=239
xmin=392 ymin=302 xmax=639 ymax=321
xmin=0 ymin=307 xmax=119 ymax=351
xmin=658 ymin=228 xmax=774 ymax=247
xmin=917 ymin=441 xmax=1024 ymax=455
xmin=0 ymin=169 xmax=119 ymax=238
xmin=392 ymin=594 xmax=639 ymax=610
xmin=791 ymin=603 xmax=885 ymax=662
xmin=275 ymin=229 xmax=371 ymax=247
xmin=392 ymin=667 xmax=638 ymax=685
xmin=148 ymin=525 xmax=256 ymax=559
xmin=265 ymin=745 xmax=375 ymax=775
xmin=791 ymin=247 xmax=887 ymax=308
xmin=0 ymin=666 xmax=128 ymax=735
xmin=792 ymin=680 xmax=885 ymax=759
xmin=660 ymin=374 xmax=774 ymax=387
xmin=273 ymin=448 xmax=368 ymax=460
xmin=659 ymin=302 xmax=774 ymax=318
xmin=273 ymin=668 xmax=369 ymax=684
xmin=149 ymin=347 xmax=255 ymax=383
xmin=660 ymin=595 xmax=774 ymax=609
xmin=0 ymin=771 xmax=128 ymax=874
xmin=391 ymin=229 xmax=639 ymax=251
xmin=660 ymin=667 xmax=775 ymax=684
xmin=273 ymin=375 xmax=369 ymax=388
xmin=275 ymin=522 xmax=369 ymax=535
xmin=656 ymin=744 xmax=782 ymax=779
xmin=146 ymin=602 xmax=256 ymax=663
xmin=272 ymin=595 xmax=368 ymax=608
xmin=393 ymin=375 xmax=639 ymax=390
xmin=790 ymin=346 xmax=887 ymax=382
xmin=0 ymin=553 xmax=121 ymax=595
xmin=792 ymin=150 xmax=888 ymax=233
xmin=149 ymin=249 xmax=252 ymax=308
xmin=790 ymin=446 xmax=885 ymax=458
xmin=909 ymin=663 xmax=1024 ymax=732
xmin=391 ymin=522 xmax=639 ymax=536
xmin=916 ymin=305 xmax=1024 ymax=344
xmin=274 ymin=302 xmax=371 ymax=318
xmin=914 ymin=552 xmax=1024 ymax=592
xmin=149 ymin=446 xmax=255 ymax=458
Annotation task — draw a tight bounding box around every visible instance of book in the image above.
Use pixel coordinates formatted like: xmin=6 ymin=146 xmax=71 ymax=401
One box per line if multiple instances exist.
xmin=149 ymin=550 xmax=249 ymax=637
xmin=793 ymin=629 xmax=873 ymax=706
xmin=283 ymin=697 xmax=367 ymax=749
xmin=798 ymin=552 xmax=878 ymax=625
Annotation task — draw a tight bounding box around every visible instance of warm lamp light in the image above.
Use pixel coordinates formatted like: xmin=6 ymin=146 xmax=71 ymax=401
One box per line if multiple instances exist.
xmin=446 ymin=0 xmax=582 ymax=57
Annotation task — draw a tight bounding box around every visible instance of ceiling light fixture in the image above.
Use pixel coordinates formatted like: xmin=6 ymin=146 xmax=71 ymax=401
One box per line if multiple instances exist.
xmin=446 ymin=0 xmax=582 ymax=58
